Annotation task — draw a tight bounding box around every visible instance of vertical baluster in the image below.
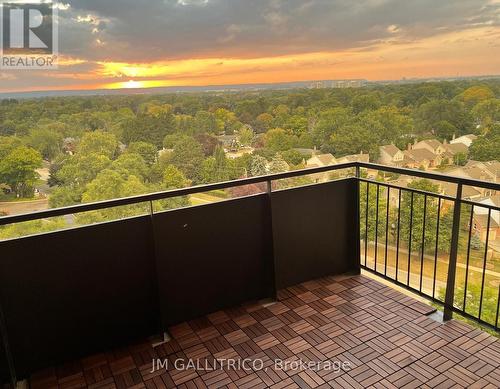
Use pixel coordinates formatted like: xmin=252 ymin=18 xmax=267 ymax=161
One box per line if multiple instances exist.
xmin=419 ymin=195 xmax=427 ymax=293
xmin=463 ymin=204 xmax=474 ymax=312
xmin=432 ymin=198 xmax=441 ymax=300
xmin=496 ymin=284 xmax=500 ymax=330
xmin=478 ymin=208 xmax=491 ymax=321
xmin=374 ymin=184 xmax=380 ymax=272
xmin=396 ymin=189 xmax=402 ymax=282
xmin=384 ymin=187 xmax=390 ymax=276
xmin=407 ymin=191 xmax=414 ymax=286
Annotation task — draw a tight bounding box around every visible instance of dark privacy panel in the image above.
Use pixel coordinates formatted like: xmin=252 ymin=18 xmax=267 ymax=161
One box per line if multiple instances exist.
xmin=272 ymin=178 xmax=359 ymax=289
xmin=0 ymin=216 xmax=159 ymax=377
xmin=0 ymin=337 xmax=10 ymax=385
xmin=153 ymin=195 xmax=274 ymax=326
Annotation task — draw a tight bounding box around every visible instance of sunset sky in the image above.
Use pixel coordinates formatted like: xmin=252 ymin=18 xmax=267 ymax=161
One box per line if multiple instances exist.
xmin=1 ymin=0 xmax=500 ymax=92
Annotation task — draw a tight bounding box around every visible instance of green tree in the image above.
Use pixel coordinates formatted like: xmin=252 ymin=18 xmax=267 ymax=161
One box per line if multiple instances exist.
xmin=250 ymin=155 xmax=268 ymax=177
xmin=154 ymin=165 xmax=191 ymax=211
xmin=122 ymin=113 xmax=176 ymax=148
xmin=264 ymin=128 xmax=294 ymax=152
xmin=127 ymin=141 xmax=158 ymax=166
xmin=0 ymin=146 xmax=42 ymax=197
xmin=169 ymin=136 xmax=205 ymax=182
xmin=27 ymin=128 xmax=63 ymax=160
xmin=78 ymin=170 xmax=149 ymax=223
xmin=56 ymin=153 xmax=112 ymax=186
xmin=434 ymin=120 xmax=457 ymax=140
xmin=77 ymin=131 xmax=118 ymax=159
xmin=268 ymin=154 xmax=289 ymax=174
xmin=469 ymin=124 xmax=500 ymax=161
xmin=111 ymin=153 xmax=149 ymax=181
xmin=238 ymin=126 xmax=254 ymax=146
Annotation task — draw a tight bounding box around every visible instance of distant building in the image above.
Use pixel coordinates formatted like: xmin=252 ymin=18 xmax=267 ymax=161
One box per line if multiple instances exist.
xmin=379 ymin=144 xmax=404 ymax=166
xmin=306 ymin=153 xmax=337 ymax=168
xmin=450 ymin=134 xmax=478 ymax=148
xmin=472 ymin=213 xmax=499 ymax=243
xmin=412 ymin=139 xmax=446 ymax=156
xmin=306 ymin=153 xmax=337 ymax=182
xmin=336 ymin=152 xmax=369 ymax=164
xmin=403 ymin=148 xmax=441 ymax=170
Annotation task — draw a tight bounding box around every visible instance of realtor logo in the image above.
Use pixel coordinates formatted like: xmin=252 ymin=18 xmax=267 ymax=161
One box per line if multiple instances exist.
xmin=1 ymin=2 xmax=58 ymax=69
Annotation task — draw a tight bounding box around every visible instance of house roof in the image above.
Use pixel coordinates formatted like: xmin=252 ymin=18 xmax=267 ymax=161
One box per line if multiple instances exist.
xmin=414 ymin=139 xmax=442 ymax=151
xmin=474 ymin=214 xmax=499 ymax=228
xmin=307 ymin=154 xmax=336 ymax=166
xmin=444 ymin=143 xmax=468 ymax=155
xmin=452 ymin=134 xmax=478 ymax=143
xmin=337 ymin=153 xmax=370 ymax=163
xmin=404 ymin=148 xmax=437 ymax=163
xmin=439 ymin=181 xmax=481 ymax=198
xmin=380 ymin=144 xmax=401 ymax=157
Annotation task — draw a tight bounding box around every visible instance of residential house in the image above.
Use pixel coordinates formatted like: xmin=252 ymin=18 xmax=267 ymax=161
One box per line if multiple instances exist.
xmin=217 ymin=135 xmax=240 ymax=151
xmin=412 ymin=139 xmax=447 ymax=156
xmin=472 ymin=213 xmax=499 ymax=244
xmin=475 ymin=195 xmax=500 ymax=236
xmin=443 ymin=142 xmax=469 ymax=164
xmin=306 ymin=153 xmax=337 ymax=182
xmin=448 ymin=160 xmax=499 ymax=196
xmin=450 ymin=134 xmax=478 ymax=148
xmin=336 ymin=152 xmax=369 ymax=164
xmin=378 ymin=144 xmax=404 ymax=166
xmin=403 ymin=148 xmax=441 ymax=170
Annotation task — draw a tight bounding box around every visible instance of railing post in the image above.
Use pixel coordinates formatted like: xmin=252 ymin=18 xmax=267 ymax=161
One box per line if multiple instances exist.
xmin=266 ymin=180 xmax=278 ymax=300
xmin=444 ymin=183 xmax=463 ymax=321
xmin=355 ymin=166 xmax=361 ymax=274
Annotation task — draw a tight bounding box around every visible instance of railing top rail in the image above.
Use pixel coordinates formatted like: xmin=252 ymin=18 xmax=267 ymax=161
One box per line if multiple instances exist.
xmin=0 ymin=161 xmax=498 ymax=226
xmin=358 ymin=162 xmax=500 ymax=191
xmin=1 ymin=162 xmax=358 ymax=226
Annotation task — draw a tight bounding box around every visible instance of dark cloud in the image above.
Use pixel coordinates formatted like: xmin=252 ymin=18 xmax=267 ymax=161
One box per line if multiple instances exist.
xmin=56 ymin=0 xmax=500 ymax=62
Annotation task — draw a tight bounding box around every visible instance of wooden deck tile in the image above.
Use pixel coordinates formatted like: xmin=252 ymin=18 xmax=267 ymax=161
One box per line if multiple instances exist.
xmin=27 ymin=274 xmax=500 ymax=389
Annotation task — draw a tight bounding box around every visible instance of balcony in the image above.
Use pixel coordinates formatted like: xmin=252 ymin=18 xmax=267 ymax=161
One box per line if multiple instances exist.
xmin=0 ymin=162 xmax=499 ymax=388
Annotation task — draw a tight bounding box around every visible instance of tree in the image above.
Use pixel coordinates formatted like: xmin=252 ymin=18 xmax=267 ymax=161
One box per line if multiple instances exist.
xmin=122 ymin=113 xmax=176 ymax=148
xmin=0 ymin=146 xmax=42 ymax=197
xmin=195 ymin=133 xmax=219 ymax=156
xmin=415 ymin=99 xmax=472 ymax=136
xmin=250 ymin=155 xmax=268 ymax=177
xmin=127 ymin=141 xmax=158 ymax=165
xmin=255 ymin=113 xmax=274 ymax=133
xmin=472 ymin=99 xmax=500 ymax=128
xmin=264 ymin=128 xmax=294 ymax=152
xmin=27 ymin=128 xmax=63 ymax=160
xmin=78 ymin=170 xmax=149 ymax=223
xmin=77 ymin=131 xmax=118 ymax=159
xmin=111 ymin=153 xmax=149 ymax=180
xmin=238 ymin=126 xmax=254 ymax=146
xmin=56 ymin=153 xmax=112 ymax=186
xmin=154 ymin=165 xmax=191 ymax=211
xmin=433 ymin=120 xmax=457 ymax=140
xmin=282 ymin=149 xmax=307 ymax=166
xmin=169 ymin=136 xmax=205 ymax=182
xmin=268 ymin=154 xmax=289 ymax=174
xmin=352 ymin=94 xmax=380 ymax=114
xmin=469 ymin=124 xmax=500 ymax=161
xmin=200 ymin=146 xmax=229 ymax=184
xmin=459 ymin=86 xmax=495 ymax=109
xmin=0 ymin=136 xmax=22 ymax=159
xmin=329 ymin=124 xmax=378 ymax=157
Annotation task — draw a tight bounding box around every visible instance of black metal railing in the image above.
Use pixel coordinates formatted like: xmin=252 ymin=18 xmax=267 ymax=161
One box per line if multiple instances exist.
xmin=357 ymin=162 xmax=500 ymax=331
xmin=0 ymin=160 xmax=499 ymax=328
